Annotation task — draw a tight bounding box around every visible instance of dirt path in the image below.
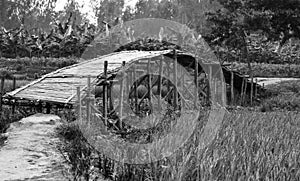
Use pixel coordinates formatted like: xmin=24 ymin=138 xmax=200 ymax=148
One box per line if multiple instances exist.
xmin=0 ymin=114 xmax=69 ymax=181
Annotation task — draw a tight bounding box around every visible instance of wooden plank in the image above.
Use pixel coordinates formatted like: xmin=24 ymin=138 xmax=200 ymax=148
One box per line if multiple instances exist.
xmin=12 ymin=94 xmax=67 ymax=103
xmin=19 ymin=89 xmax=72 ymax=97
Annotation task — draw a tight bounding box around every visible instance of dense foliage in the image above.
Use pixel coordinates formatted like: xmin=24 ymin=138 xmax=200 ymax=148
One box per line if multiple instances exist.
xmin=0 ymin=0 xmax=299 ymax=65
xmin=233 ymin=62 xmax=300 ymax=78
xmin=205 ymin=0 xmax=300 ymax=64
xmin=0 ymin=15 xmax=96 ymax=58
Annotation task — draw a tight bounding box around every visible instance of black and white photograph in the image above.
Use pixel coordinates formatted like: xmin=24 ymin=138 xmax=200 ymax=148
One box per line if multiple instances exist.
xmin=0 ymin=0 xmax=299 ymax=180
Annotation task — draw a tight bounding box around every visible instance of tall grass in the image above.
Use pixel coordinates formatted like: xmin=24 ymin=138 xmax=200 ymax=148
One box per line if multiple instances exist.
xmin=57 ymin=111 xmax=300 ymax=180
xmin=260 ymin=80 xmax=300 ymax=112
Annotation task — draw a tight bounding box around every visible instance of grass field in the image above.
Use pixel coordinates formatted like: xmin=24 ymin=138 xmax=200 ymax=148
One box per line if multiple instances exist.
xmin=57 ymin=110 xmax=300 ymax=181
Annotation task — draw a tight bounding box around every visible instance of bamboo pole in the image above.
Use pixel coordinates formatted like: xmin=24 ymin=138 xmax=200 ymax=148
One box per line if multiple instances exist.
xmin=242 ymin=77 xmax=248 ymax=106
xmin=87 ymin=76 xmax=91 ymax=128
xmin=255 ymin=78 xmax=258 ymax=99
xmin=77 ymin=86 xmax=82 ymax=124
xmin=0 ymin=77 xmax=4 ymax=114
xmin=147 ymin=59 xmax=152 ymax=106
xmin=158 ymin=58 xmax=163 ymax=111
xmin=91 ymin=98 xmax=95 ymax=123
xmin=240 ymin=76 xmax=245 ymax=105
xmin=250 ymin=73 xmax=254 ymax=106
xmin=103 ymin=61 xmax=108 ymax=128
xmin=231 ymin=64 xmax=234 ymax=105
xmin=119 ymin=61 xmax=125 ymax=129
xmin=194 ymin=59 xmax=198 ymax=109
xmin=12 ymin=77 xmax=16 ymax=114
xmin=133 ymin=64 xmax=138 ymax=113
xmin=166 ymin=58 xmax=170 ymax=95
xmin=214 ymin=78 xmax=217 ymax=98
xmin=108 ymin=84 xmax=114 ymax=111
xmin=222 ymin=79 xmax=226 ymax=105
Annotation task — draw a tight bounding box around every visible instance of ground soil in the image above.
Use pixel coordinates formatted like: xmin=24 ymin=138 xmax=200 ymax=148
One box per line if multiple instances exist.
xmin=0 ymin=114 xmax=70 ymax=181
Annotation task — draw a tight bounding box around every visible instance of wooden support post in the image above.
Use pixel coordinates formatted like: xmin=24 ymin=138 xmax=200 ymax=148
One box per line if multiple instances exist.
xmin=0 ymin=77 xmax=4 ymax=114
xmin=209 ymin=66 xmax=213 ymax=103
xmin=103 ymin=61 xmax=108 ymax=129
xmin=77 ymin=87 xmax=82 ymax=124
xmin=108 ymin=84 xmax=114 ymax=112
xmin=255 ymin=78 xmax=258 ymax=99
xmin=250 ymin=74 xmax=254 ymax=106
xmin=243 ymin=77 xmax=248 ymax=105
xmin=166 ymin=58 xmax=170 ymax=94
xmin=231 ymin=64 xmax=234 ymax=105
xmin=222 ymin=79 xmax=226 ymax=105
xmin=119 ymin=61 xmax=125 ymax=129
xmin=240 ymin=76 xmax=245 ymax=105
xmin=133 ymin=64 xmax=138 ymax=113
xmin=12 ymin=77 xmax=16 ymax=114
xmin=147 ymin=59 xmax=152 ymax=105
xmin=194 ymin=59 xmax=198 ymax=109
xmin=158 ymin=59 xmax=163 ymax=111
xmin=173 ymin=50 xmax=178 ymax=109
xmin=87 ymin=76 xmax=91 ymax=128
xmin=214 ymin=78 xmax=217 ymax=97
xmin=91 ymin=98 xmax=95 ymax=123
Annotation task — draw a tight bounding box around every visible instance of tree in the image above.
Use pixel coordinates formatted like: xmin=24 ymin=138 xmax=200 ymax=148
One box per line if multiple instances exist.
xmin=90 ymin=0 xmax=125 ymax=29
xmin=0 ymin=0 xmax=57 ymax=30
xmin=174 ymin=0 xmax=221 ymax=34
xmin=129 ymin=0 xmax=220 ymax=35
xmin=206 ymin=0 xmax=300 ymax=54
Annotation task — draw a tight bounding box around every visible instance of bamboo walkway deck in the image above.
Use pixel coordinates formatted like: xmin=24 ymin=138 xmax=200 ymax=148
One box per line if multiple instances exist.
xmin=5 ymin=50 xmax=172 ymax=105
